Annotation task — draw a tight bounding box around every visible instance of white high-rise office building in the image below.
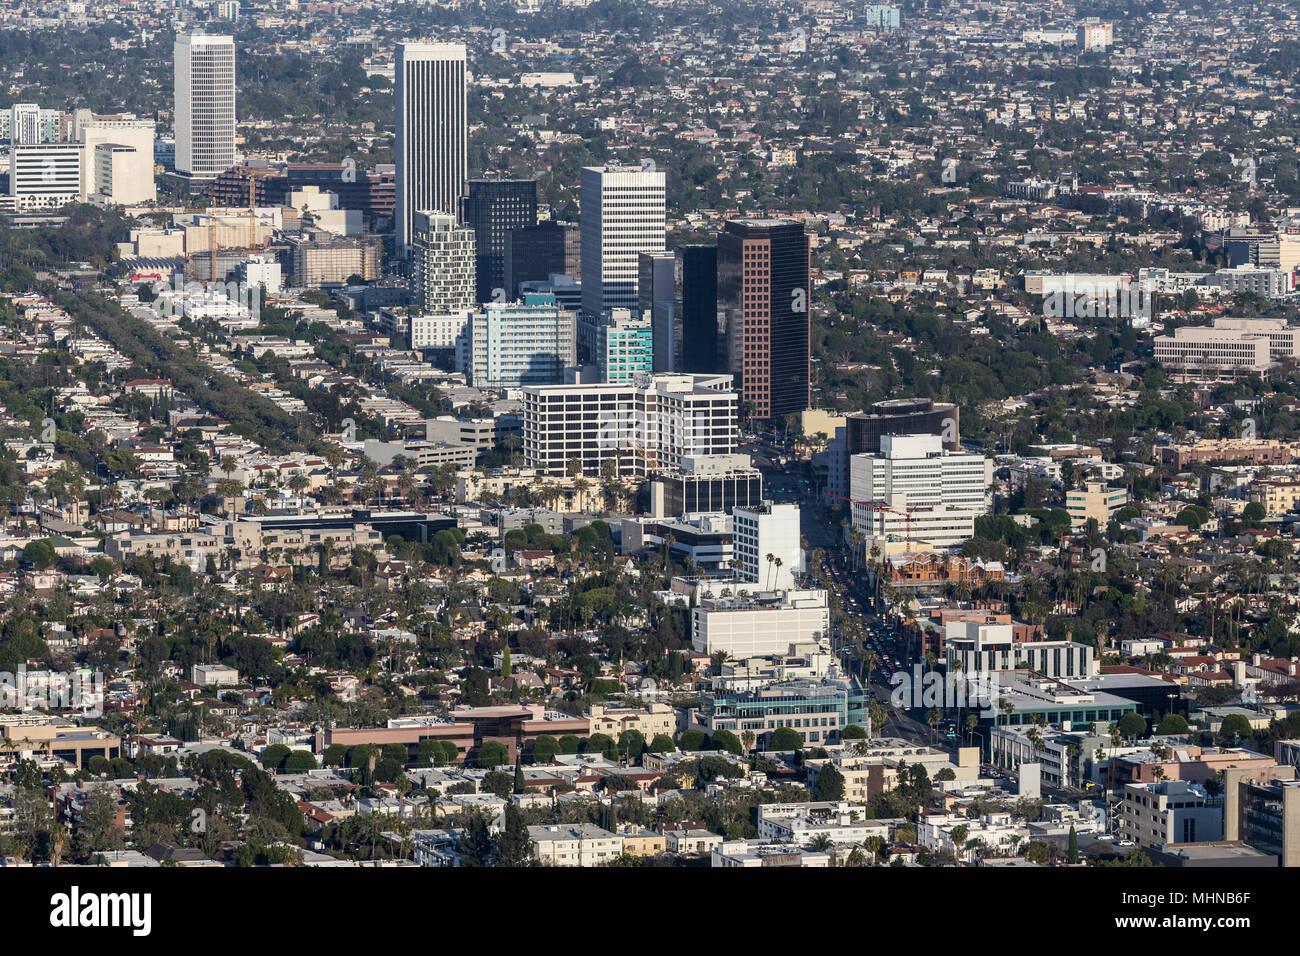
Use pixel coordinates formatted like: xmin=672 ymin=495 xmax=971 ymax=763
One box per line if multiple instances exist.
xmin=849 ymin=434 xmax=992 ymax=549
xmin=733 ymin=502 xmax=804 ymax=590
xmin=9 ymin=143 xmax=84 ymax=209
xmin=580 ymin=165 xmax=666 ymax=319
xmin=174 ymin=34 xmax=236 ymax=180
xmin=395 ymin=42 xmax=467 ymax=257
xmin=522 ymin=372 xmax=737 ymax=478
xmin=76 ymin=112 xmax=156 ymax=204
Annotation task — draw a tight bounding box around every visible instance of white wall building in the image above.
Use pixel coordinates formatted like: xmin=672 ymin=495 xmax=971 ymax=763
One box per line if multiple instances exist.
xmin=239 ymin=255 xmax=282 ymax=294
xmin=409 ymin=311 xmax=471 ymax=351
xmin=733 ymin=501 xmax=803 ymax=589
xmin=8 ymin=142 xmax=84 ymax=208
xmin=1212 ymin=265 xmax=1294 ymax=300
xmin=919 ymin=810 xmax=1030 ymax=860
xmin=522 ymin=371 xmax=737 ymax=477
xmin=470 ymin=293 xmax=576 ymax=389
xmin=691 ymin=589 xmax=830 ymax=657
xmin=75 ymin=112 xmax=156 ymax=204
xmin=527 ymin=824 xmax=622 ymax=866
xmin=712 ymin=841 xmax=830 ymax=867
xmin=944 ymin=620 xmax=1097 ymax=679
xmin=1118 ymin=781 xmax=1223 ymax=848
xmin=849 ymin=433 xmax=991 ymax=548
xmin=411 ymin=211 xmax=476 ymax=312
xmin=9 ymin=103 xmax=44 ymax=145
xmin=174 ymin=34 xmax=236 ymax=180
xmin=756 ymin=801 xmax=891 ymax=845
xmin=580 ymin=165 xmax=666 ymax=319
xmin=395 ymin=42 xmax=467 ymax=257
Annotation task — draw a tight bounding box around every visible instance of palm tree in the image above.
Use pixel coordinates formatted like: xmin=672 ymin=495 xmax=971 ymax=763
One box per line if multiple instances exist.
xmin=765 ymin=552 xmax=775 ymax=590
xmin=573 ymin=477 xmax=591 ymax=511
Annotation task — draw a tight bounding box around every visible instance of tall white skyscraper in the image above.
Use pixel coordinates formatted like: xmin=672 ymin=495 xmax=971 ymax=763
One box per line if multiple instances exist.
xmin=580 ymin=165 xmax=666 ymax=320
xmin=395 ymin=41 xmax=468 ymax=258
xmin=174 ymin=34 xmax=236 ymax=180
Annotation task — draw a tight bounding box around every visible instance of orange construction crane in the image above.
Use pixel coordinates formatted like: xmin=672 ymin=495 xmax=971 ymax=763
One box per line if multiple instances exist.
xmin=825 ymin=492 xmax=921 ymax=550
xmin=628 ymin=440 xmax=658 ymax=470
xmin=208 ymin=211 xmax=217 ymax=284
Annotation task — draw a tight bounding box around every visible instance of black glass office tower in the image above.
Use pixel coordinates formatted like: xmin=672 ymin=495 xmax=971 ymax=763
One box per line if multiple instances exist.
xmin=459 ymin=179 xmax=538 ymax=304
xmin=680 ymin=244 xmax=719 ymax=374
xmin=503 ymin=220 xmax=581 ymax=298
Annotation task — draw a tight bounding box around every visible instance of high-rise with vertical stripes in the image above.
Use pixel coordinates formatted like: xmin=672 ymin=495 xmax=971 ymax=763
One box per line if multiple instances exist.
xmin=580 ymin=165 xmax=666 ymax=320
xmin=395 ymin=41 xmax=467 ymax=258
xmin=174 ymin=34 xmax=236 ymax=181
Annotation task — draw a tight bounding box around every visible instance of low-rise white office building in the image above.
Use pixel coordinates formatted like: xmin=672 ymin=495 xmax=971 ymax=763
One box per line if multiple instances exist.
xmin=692 ymin=589 xmax=830 ymax=657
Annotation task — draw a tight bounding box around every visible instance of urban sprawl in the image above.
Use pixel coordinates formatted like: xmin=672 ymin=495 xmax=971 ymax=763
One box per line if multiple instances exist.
xmin=0 ymin=0 xmax=1297 ymax=872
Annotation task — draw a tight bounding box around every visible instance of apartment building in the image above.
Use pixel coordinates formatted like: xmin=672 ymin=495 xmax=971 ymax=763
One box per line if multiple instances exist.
xmin=411 ymin=211 xmax=476 ymax=311
xmin=0 ymin=716 xmax=120 ymax=770
xmin=586 ymin=702 xmax=676 ymax=742
xmin=756 ymin=801 xmax=893 ymax=845
xmin=712 ymin=842 xmax=831 ymax=867
xmin=1158 ymin=438 xmax=1294 ymax=470
xmin=1247 ymin=478 xmax=1300 ymax=515
xmin=943 ymin=620 xmax=1096 ymax=679
xmin=469 ymin=293 xmax=576 ymax=390
xmin=288 ymin=232 xmax=382 ymax=287
xmin=1212 ymin=264 xmax=1294 ymax=299
xmin=528 ymin=824 xmax=623 ymax=866
xmin=408 ymin=311 xmax=471 ymax=351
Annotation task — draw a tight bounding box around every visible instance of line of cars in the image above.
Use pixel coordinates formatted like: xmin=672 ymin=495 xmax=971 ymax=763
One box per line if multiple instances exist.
xmin=819 ymin=552 xmax=904 ymax=681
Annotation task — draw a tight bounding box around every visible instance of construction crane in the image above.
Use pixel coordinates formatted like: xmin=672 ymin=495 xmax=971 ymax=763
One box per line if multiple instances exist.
xmin=627 ymin=438 xmax=658 ymax=471
xmin=825 ymin=491 xmax=921 ymax=550
xmin=206 ymin=171 xmax=262 ymax=287
xmin=249 ymin=173 xmax=257 ymax=249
